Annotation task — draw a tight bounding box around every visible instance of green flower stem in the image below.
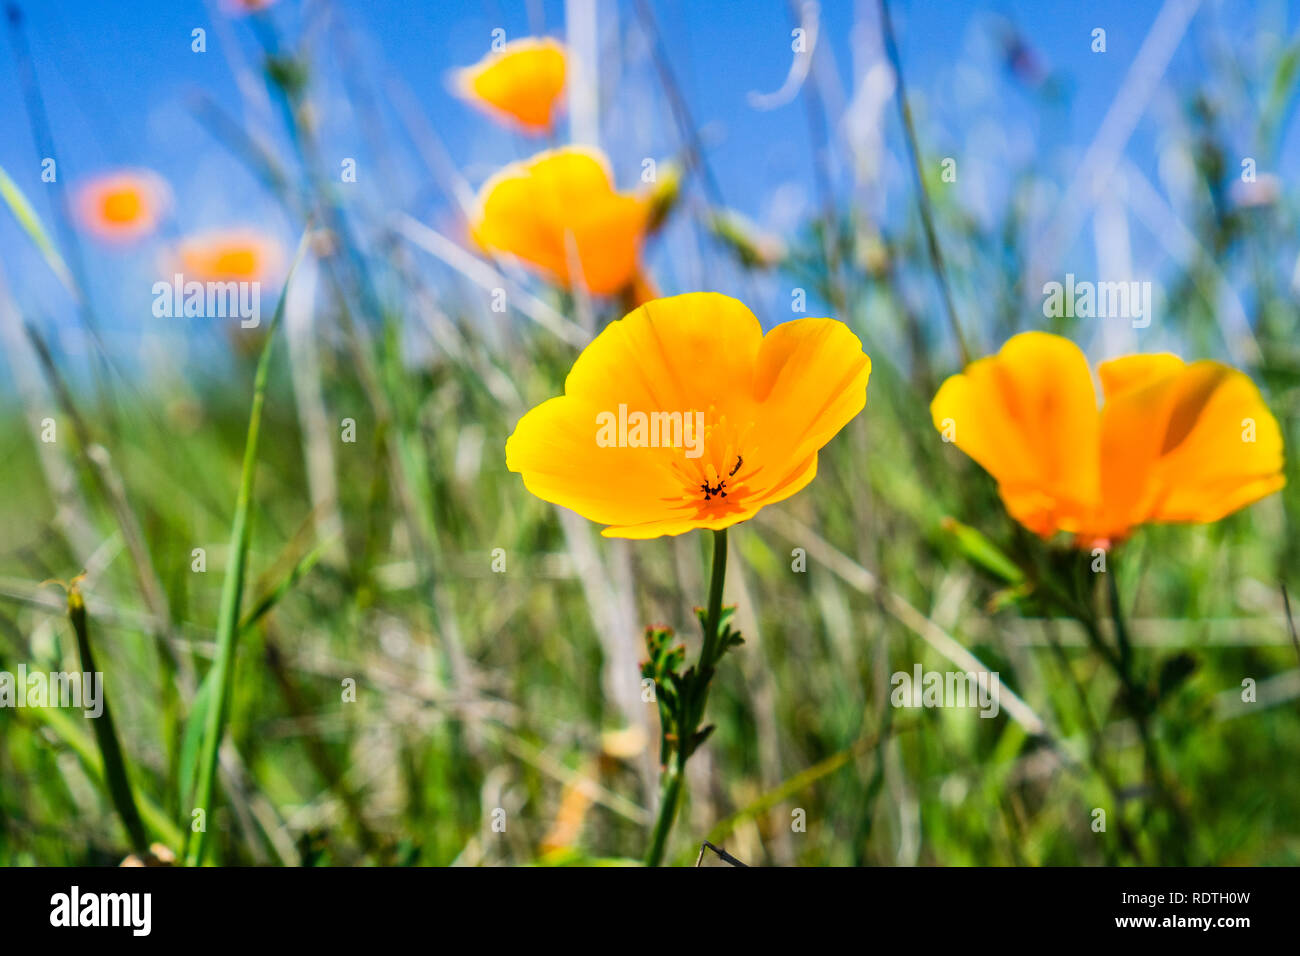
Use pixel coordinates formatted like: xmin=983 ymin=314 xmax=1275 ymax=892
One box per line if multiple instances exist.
xmin=1107 ymin=570 xmax=1134 ymax=677
xmin=1103 ymin=566 xmax=1191 ymax=860
xmin=1058 ymin=555 xmax=1190 ymax=863
xmin=691 ymin=529 xmax=729 ymax=732
xmin=68 ymin=586 xmax=149 ymax=854
xmin=644 ymin=528 xmax=728 ymax=867
xmin=644 ymin=761 xmax=683 ymax=869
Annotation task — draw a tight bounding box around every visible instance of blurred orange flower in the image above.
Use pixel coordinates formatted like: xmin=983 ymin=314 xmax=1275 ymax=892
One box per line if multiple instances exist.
xmin=454 ymin=37 xmax=566 ymax=133
xmin=73 ymin=169 xmax=170 ymax=243
xmin=506 ymin=293 xmax=871 ymax=538
xmin=471 ymin=146 xmax=653 ymax=299
xmin=931 ymin=332 xmax=1285 ymax=548
xmin=173 ymin=229 xmax=284 ymax=283
xmin=219 ymin=0 xmax=277 ymax=15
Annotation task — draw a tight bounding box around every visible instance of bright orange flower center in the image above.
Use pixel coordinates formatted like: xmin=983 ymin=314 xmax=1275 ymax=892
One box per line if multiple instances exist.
xmin=211 ymin=247 xmax=258 ymax=276
xmin=101 ymin=189 xmax=143 ymax=224
xmin=664 ymin=411 xmax=758 ymax=521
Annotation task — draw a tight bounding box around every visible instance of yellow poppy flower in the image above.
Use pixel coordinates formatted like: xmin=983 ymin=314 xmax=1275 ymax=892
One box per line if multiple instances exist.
xmin=506 ymin=293 xmax=872 ymax=538
xmin=172 ymin=229 xmax=285 ymax=283
xmin=73 ymin=170 xmax=171 ymax=243
xmin=931 ymin=331 xmax=1285 ymax=547
xmin=470 ymin=146 xmax=652 ymax=298
xmin=454 ymin=37 xmax=566 ymax=133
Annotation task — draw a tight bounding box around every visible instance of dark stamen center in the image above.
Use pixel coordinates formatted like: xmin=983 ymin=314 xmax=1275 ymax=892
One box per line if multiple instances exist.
xmin=699 ymin=479 xmax=726 ymax=500
xmin=700 ymin=455 xmax=744 ymax=501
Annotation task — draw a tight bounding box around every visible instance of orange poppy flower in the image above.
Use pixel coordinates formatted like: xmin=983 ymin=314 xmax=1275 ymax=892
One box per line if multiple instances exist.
xmin=454 ymin=37 xmax=566 ymax=133
xmin=173 ymin=229 xmax=285 ymax=283
xmin=470 ymin=146 xmax=652 ymax=298
xmin=73 ymin=169 xmax=171 ymax=243
xmin=506 ymin=293 xmax=872 ymax=538
xmin=931 ymin=332 xmax=1285 ymax=548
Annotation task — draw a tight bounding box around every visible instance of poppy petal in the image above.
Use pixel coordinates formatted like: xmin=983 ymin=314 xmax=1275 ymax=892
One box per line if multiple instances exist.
xmin=1097 ymin=353 xmax=1184 ymax=399
xmin=471 ymin=147 xmax=648 ymax=296
xmin=505 ymin=293 xmax=870 ymax=538
xmin=506 ymin=294 xmax=764 ymax=532
xmin=505 ymin=395 xmax=689 ymax=528
xmin=602 ymin=454 xmax=819 ymax=538
xmin=747 ymin=318 xmax=871 ymax=499
xmin=931 ymin=332 xmax=1101 ymax=538
xmin=565 ymin=292 xmax=762 ymax=416
xmin=456 ymin=38 xmax=566 ymax=132
xmin=1103 ymin=361 xmax=1286 ymax=527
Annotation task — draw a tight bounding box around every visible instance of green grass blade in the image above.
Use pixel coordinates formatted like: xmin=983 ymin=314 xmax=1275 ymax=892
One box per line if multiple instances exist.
xmin=0 ymin=164 xmax=78 ymax=297
xmin=67 ymin=584 xmax=149 ymax=853
xmin=177 ymin=538 xmax=331 ymax=813
xmin=183 ymin=228 xmax=312 ymax=867
xmin=20 ymin=700 xmax=185 ymax=851
xmin=177 ymin=669 xmax=217 ymax=821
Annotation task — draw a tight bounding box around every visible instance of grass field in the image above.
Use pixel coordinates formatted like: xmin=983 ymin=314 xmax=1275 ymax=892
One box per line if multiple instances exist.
xmin=1 ymin=0 xmax=1299 ymax=867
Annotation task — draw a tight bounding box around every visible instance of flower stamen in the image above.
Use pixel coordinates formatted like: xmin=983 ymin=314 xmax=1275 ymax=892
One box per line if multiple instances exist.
xmin=698 ymin=454 xmax=744 ymax=502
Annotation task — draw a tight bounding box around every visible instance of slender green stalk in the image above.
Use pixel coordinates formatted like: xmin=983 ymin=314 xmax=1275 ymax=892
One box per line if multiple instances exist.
xmin=1107 ymin=570 xmax=1134 ymax=677
xmin=645 ymin=528 xmax=728 ymax=867
xmin=644 ymin=762 xmax=683 ymax=868
xmin=67 ymin=584 xmax=148 ymax=854
xmin=1040 ymin=624 xmax=1143 ymax=864
xmin=1103 ymin=566 xmax=1191 ymax=861
xmin=184 ymin=231 xmax=309 ymax=866
xmin=1053 ymin=557 xmax=1190 ymax=863
xmin=691 ymin=530 xmax=730 ymax=733
xmin=15 ymin=693 xmax=183 ymax=850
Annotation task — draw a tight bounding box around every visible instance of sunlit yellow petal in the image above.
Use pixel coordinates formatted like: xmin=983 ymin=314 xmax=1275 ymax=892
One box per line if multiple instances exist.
xmin=931 ymin=332 xmax=1100 ymax=539
xmin=565 ymin=292 xmax=762 ymax=415
xmin=455 ymin=38 xmax=566 ymax=132
xmin=471 ymin=147 xmax=650 ymax=296
xmin=935 ymin=333 xmax=1285 ymax=545
xmin=1097 ymin=353 xmax=1184 ymax=399
xmin=1133 ymin=362 xmax=1284 ymax=525
xmin=506 ymin=293 xmax=870 ymax=538
xmin=505 ymin=395 xmax=689 ymax=528
xmin=748 ymin=318 xmax=871 ymax=499
xmin=601 ymin=454 xmax=819 ymax=539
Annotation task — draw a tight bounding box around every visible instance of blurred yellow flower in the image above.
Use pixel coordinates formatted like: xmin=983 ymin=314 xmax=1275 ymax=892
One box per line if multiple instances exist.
xmin=173 ymin=229 xmax=284 ymax=283
xmin=454 ymin=37 xmax=566 ymax=133
xmin=73 ymin=169 xmax=170 ymax=243
xmin=506 ymin=293 xmax=871 ymax=538
xmin=471 ymin=146 xmax=652 ymax=299
xmin=931 ymin=331 xmax=1285 ymax=547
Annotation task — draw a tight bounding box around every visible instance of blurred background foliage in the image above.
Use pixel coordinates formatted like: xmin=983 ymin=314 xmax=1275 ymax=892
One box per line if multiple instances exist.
xmin=1 ymin=0 xmax=1299 ymax=865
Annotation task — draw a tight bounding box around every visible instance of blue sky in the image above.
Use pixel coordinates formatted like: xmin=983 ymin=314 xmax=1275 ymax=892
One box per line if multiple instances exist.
xmin=0 ymin=0 xmax=1296 ymax=363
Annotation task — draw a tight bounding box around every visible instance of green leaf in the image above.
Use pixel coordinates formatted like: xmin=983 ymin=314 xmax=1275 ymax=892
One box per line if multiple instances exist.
xmin=691 ymin=725 xmax=716 ymax=753
xmin=178 ymin=669 xmax=217 ymax=813
xmin=986 ymin=582 xmax=1037 ymax=614
xmin=942 ymin=517 xmax=1025 ymax=584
